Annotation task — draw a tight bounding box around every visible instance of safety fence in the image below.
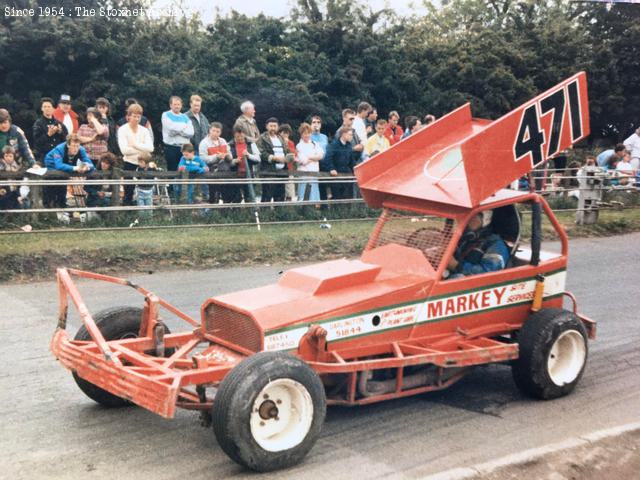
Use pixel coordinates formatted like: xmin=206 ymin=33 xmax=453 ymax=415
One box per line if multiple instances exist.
xmin=0 ymin=167 xmax=638 ymax=234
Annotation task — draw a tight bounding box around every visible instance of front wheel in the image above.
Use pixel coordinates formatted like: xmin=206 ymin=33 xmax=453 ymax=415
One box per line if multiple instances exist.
xmin=512 ymin=308 xmax=588 ymax=400
xmin=212 ymin=352 xmax=326 ymax=472
xmin=72 ymin=306 xmax=171 ymax=407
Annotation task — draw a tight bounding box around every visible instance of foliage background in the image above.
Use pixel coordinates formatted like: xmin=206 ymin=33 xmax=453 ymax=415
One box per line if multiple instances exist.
xmin=1 ymin=0 xmax=639 ymax=144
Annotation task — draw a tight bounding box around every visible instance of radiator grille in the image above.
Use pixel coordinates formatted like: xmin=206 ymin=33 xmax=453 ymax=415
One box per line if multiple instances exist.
xmin=205 ymin=303 xmax=262 ymax=352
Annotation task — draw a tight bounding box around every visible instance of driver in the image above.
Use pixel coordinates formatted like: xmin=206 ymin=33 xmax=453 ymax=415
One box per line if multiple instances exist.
xmin=446 ymin=210 xmax=509 ymax=279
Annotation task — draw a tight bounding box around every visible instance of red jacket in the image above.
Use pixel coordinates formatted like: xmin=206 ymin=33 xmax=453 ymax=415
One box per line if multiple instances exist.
xmin=384 ymin=124 xmax=403 ymax=145
xmin=53 ymin=106 xmax=79 ymax=134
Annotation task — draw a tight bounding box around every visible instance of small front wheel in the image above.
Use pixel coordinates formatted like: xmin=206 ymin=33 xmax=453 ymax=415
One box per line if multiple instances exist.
xmin=72 ymin=307 xmax=171 ymax=407
xmin=512 ymin=308 xmax=588 ymax=400
xmin=212 ymin=352 xmax=326 ymax=472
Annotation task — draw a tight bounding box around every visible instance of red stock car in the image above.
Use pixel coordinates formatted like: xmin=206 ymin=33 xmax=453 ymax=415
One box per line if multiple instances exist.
xmin=52 ymin=73 xmax=595 ymax=471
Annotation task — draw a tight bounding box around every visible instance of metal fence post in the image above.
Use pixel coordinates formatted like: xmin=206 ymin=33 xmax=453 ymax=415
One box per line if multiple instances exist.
xmin=576 ymin=166 xmax=606 ymax=225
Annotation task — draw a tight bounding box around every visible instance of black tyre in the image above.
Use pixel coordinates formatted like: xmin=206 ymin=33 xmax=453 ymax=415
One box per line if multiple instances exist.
xmin=212 ymin=352 xmax=326 ymax=472
xmin=512 ymin=308 xmax=588 ymax=400
xmin=72 ymin=306 xmax=171 ymax=407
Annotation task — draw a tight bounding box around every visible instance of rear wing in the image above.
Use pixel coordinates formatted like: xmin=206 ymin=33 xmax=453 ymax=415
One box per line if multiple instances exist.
xmin=356 ymin=72 xmax=590 ymax=209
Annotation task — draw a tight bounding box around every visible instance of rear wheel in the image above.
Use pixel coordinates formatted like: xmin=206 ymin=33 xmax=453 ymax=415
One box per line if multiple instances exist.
xmin=212 ymin=352 xmax=326 ymax=472
xmin=512 ymin=308 xmax=588 ymax=399
xmin=72 ymin=307 xmax=171 ymax=407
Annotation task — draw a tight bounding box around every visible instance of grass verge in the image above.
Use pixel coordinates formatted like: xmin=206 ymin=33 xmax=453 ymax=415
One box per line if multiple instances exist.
xmin=1 ymin=207 xmax=639 ymax=283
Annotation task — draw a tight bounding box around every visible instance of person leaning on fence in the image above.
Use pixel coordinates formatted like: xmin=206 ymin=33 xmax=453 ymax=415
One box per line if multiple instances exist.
xmin=85 ymin=152 xmax=118 ymax=208
xmin=199 ymin=122 xmax=232 ymax=204
xmin=323 ymin=126 xmax=356 ymax=200
xmin=44 ymin=134 xmax=95 ymax=208
xmin=134 ymin=155 xmax=159 ymax=216
xmin=117 ymin=103 xmax=154 ymax=206
xmin=0 ymin=108 xmax=35 ymax=169
xmin=596 ymin=143 xmax=625 ymax=168
xmin=0 ymin=146 xmax=29 ymax=210
xmin=77 ymin=107 xmax=109 ymax=163
xmin=296 ymin=122 xmax=323 ymax=202
xmin=226 ymin=127 xmax=261 ymax=203
xmin=233 ymin=101 xmax=260 ymax=144
xmin=177 ymin=143 xmax=208 ymax=204
xmin=258 ymin=117 xmax=292 ymax=203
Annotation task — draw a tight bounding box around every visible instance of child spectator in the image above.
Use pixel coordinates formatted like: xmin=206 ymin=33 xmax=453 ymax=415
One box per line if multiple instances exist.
xmin=278 ymin=123 xmax=297 ymax=201
xmin=86 ymin=152 xmax=118 ymax=208
xmin=227 ymin=128 xmax=261 ymax=203
xmin=77 ymin=107 xmax=109 ymax=163
xmin=199 ymin=122 xmax=232 ymax=203
xmin=296 ymin=123 xmax=323 ymax=202
xmin=0 ymin=146 xmax=28 ymax=210
xmin=365 ymin=119 xmax=391 ymax=158
xmin=177 ymin=143 xmax=208 ymax=204
xmin=135 ymin=154 xmax=159 ymax=216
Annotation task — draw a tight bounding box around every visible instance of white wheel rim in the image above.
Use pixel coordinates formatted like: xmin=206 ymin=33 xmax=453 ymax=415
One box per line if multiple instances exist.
xmin=249 ymin=378 xmax=314 ymax=452
xmin=547 ymin=330 xmax=586 ymax=386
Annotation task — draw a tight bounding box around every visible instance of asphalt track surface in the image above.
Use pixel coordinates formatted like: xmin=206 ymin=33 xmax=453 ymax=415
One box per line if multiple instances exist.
xmin=1 ymin=233 xmax=639 ymax=479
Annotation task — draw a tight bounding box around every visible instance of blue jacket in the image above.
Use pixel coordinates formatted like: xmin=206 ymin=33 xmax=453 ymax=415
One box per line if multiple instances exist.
xmin=177 ymin=155 xmax=208 ymax=174
xmin=455 ymin=230 xmax=510 ymax=276
xmin=44 ymin=142 xmax=94 ymax=173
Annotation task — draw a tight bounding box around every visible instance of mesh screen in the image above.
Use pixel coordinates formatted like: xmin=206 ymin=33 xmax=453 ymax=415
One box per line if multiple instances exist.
xmin=204 ymin=304 xmax=262 ymax=352
xmin=369 ymin=209 xmax=456 ymax=270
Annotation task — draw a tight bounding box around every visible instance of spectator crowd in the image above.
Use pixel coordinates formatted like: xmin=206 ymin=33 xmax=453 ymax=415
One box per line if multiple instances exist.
xmin=0 ymin=93 xmax=638 ymax=213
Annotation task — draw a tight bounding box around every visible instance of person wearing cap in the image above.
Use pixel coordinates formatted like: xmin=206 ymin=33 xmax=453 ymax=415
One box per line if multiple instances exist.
xmin=447 ymin=210 xmax=510 ymax=278
xmin=77 ymin=107 xmax=109 ymax=163
xmin=0 ymin=108 xmax=35 ymax=168
xmin=53 ymin=94 xmax=79 ymax=134
xmin=257 ymin=117 xmax=292 ymax=203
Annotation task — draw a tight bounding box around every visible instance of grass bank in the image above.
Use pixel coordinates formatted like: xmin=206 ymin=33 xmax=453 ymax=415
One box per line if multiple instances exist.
xmin=1 ymin=208 xmax=639 ymax=283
